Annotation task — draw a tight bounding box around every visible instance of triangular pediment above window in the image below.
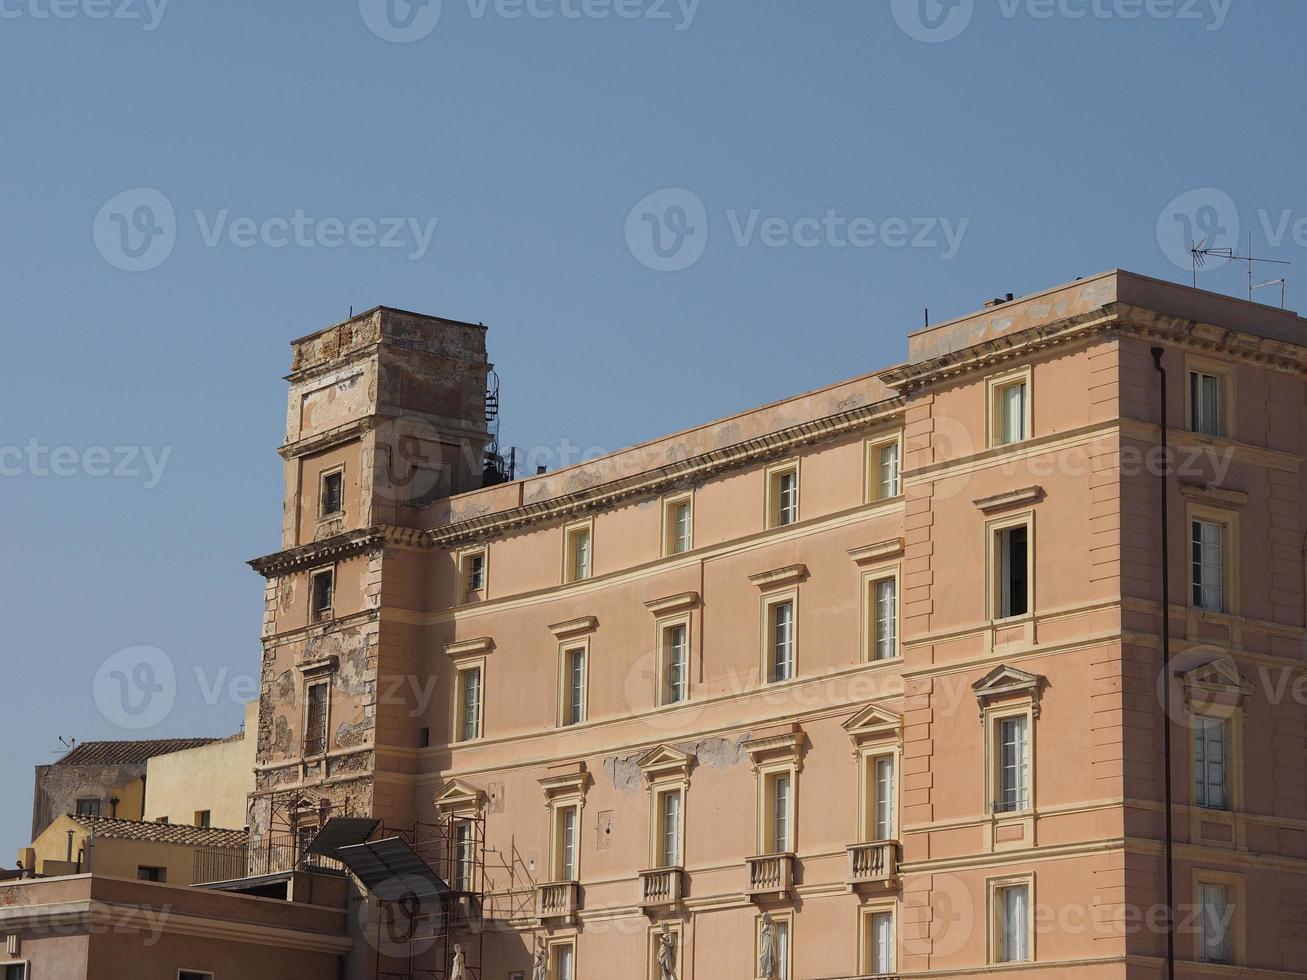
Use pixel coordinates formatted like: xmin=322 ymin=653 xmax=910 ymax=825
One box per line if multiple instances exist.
xmin=842 ymin=704 xmax=903 ymax=749
xmin=972 ymin=664 xmax=1044 ymax=722
xmin=434 ymin=779 xmax=485 ymax=815
xmin=637 ymin=745 xmax=694 ymax=783
xmin=1178 ymin=658 xmax=1254 ymax=713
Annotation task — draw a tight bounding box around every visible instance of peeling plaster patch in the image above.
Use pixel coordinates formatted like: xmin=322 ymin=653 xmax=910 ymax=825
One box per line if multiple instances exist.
xmin=603 ymin=753 xmax=646 ymax=793
xmin=273 ymin=715 xmax=293 ymax=754
xmin=603 ymin=735 xmax=749 ymax=792
xmin=274 ymin=670 xmax=295 ymax=703
xmin=835 ymin=392 xmax=868 ymax=413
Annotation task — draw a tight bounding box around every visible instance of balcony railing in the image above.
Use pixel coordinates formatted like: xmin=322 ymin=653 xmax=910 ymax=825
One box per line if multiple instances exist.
xmin=846 ymin=840 xmax=899 ymax=889
xmin=745 ymin=853 xmax=795 ymax=901
xmin=192 ymin=834 xmax=345 ymax=885
xmin=639 ymin=867 xmax=685 ymax=911
xmin=536 ymin=880 xmax=580 ymax=921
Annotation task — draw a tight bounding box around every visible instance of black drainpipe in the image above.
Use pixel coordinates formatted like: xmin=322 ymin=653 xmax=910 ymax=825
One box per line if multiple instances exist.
xmin=1151 ymin=347 xmax=1176 ymax=980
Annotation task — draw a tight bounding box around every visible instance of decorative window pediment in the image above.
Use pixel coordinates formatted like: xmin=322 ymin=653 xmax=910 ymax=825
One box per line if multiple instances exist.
xmin=643 ymin=592 xmax=700 ymax=616
xmin=973 ymin=486 xmax=1044 ymax=514
xmin=548 ymin=616 xmax=598 ymax=640
xmin=539 ymin=762 xmax=592 ymax=806
xmin=748 ymin=564 xmax=808 ymax=590
xmin=637 ymin=745 xmax=694 ymax=784
xmin=1178 ymin=659 xmax=1254 ymax=714
xmin=445 ymin=636 xmax=494 ymax=659
xmin=434 ymin=778 xmax=485 ymax=816
xmin=848 ymin=539 xmax=904 ymax=565
xmin=744 ymin=722 xmax=806 ymax=771
xmin=972 ymin=664 xmax=1044 ymax=723
xmin=842 ymin=704 xmax=903 ymax=751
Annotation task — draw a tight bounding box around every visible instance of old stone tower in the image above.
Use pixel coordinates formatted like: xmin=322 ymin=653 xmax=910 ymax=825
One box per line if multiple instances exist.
xmin=247 ymin=307 xmax=492 ymax=838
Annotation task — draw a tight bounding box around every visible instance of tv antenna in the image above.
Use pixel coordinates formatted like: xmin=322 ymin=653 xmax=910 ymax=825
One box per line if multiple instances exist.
xmin=1190 ymin=234 xmax=1290 ymax=308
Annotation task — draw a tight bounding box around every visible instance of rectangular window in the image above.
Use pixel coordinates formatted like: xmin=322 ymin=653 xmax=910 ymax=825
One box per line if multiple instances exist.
xmin=453 ymin=820 xmax=474 ymax=891
xmin=996 ymin=883 xmax=1030 ymax=962
xmin=664 ymin=495 xmax=693 ymax=556
xmin=456 ymin=665 xmax=483 ymax=742
xmin=663 ymin=623 xmax=689 ymax=705
xmin=1192 ymin=519 xmax=1225 ymax=612
xmin=872 ymin=577 xmax=897 ymax=661
xmin=1198 ymin=882 xmax=1232 ymax=964
xmin=4 ymin=966 xmax=28 ymax=980
xmin=868 ymin=439 xmax=901 ymax=502
xmin=179 ymin=973 xmax=214 ymax=980
xmin=1194 ymin=717 xmax=1227 ymax=810
xmin=461 ymin=550 xmax=486 ymax=595
xmin=994 ymin=378 xmax=1029 ymax=446
xmin=774 ymin=470 xmax=799 ymax=526
xmin=1190 ymin=370 xmax=1224 ymax=438
xmin=872 ymin=755 xmax=895 ymax=840
xmin=769 ymin=773 xmax=791 ymax=853
xmin=769 ymin=600 xmax=795 ymax=683
xmin=562 ymin=647 xmax=587 ymax=726
xmin=194 ymin=810 xmax=211 ymax=829
xmin=304 ymin=682 xmax=329 ymax=756
xmin=310 ymin=568 xmax=334 ymax=623
xmin=867 ymin=910 xmax=895 ymax=976
xmin=564 ymin=523 xmax=592 ymax=583
xmin=996 ymin=525 xmax=1029 ymax=619
xmin=553 ymin=806 xmax=579 ymax=881
xmin=319 ymin=469 xmax=343 ymax=517
xmin=996 ymin=715 xmax=1030 ymax=814
xmin=136 ymin=866 xmax=166 ymax=882
xmin=75 ymin=798 xmax=101 ymax=818
xmin=551 ymin=943 xmax=575 ymax=980
xmin=768 ymin=920 xmax=790 ymax=980
xmin=659 ymin=789 xmax=683 ymax=868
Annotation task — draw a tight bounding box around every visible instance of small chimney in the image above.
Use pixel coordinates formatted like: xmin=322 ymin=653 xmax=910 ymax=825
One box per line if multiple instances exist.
xmin=983 ymin=293 xmax=1016 ymax=309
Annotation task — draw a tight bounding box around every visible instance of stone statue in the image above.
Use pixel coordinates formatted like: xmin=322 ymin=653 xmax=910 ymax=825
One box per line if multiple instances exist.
xmin=759 ymin=912 xmax=778 ymax=979
xmin=657 ymin=924 xmax=677 ymax=980
xmin=450 ymin=943 xmax=468 ymax=980
xmin=532 ymin=937 xmax=548 ymax=980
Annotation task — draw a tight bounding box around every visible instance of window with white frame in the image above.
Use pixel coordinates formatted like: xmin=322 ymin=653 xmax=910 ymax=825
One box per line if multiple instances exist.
xmin=564 ymin=522 xmax=592 ymax=583
xmin=991 ymin=374 xmax=1030 ymax=446
xmin=454 ymin=663 xmax=483 ymax=742
xmin=551 ymin=804 xmax=580 ymax=881
xmin=663 ymin=495 xmax=693 ymax=556
xmin=309 ymin=567 xmax=335 ymax=623
xmin=656 ymin=788 xmax=683 ymax=868
xmin=871 ymin=575 xmax=898 ymax=661
xmin=1189 ymin=369 xmax=1225 ymax=438
xmin=993 ymin=713 xmax=1030 ymax=814
xmin=304 ymin=681 xmax=329 ymax=756
xmin=867 ymin=753 xmax=895 ymax=841
xmin=459 ymin=549 xmax=486 ymax=596
xmin=319 ymin=468 xmax=344 ymax=517
xmin=767 ymin=463 xmax=800 ymax=528
xmin=862 ymin=908 xmax=895 ymax=976
xmin=994 ymin=523 xmax=1030 ymax=619
xmin=1198 ymin=881 xmax=1232 ymax=964
xmin=1193 ymin=716 xmax=1227 ymax=810
xmin=768 ymin=599 xmax=795 ymax=682
xmin=561 ymin=645 xmax=588 ymax=726
xmin=661 ymin=622 xmax=689 ymax=705
xmin=994 ymin=880 xmax=1031 ymax=962
xmin=453 ymin=819 xmax=474 ymax=891
xmin=867 ymin=436 xmax=901 ymax=502
xmin=765 ymin=771 xmax=792 ymax=853
xmin=1191 ymin=519 xmax=1226 ymax=612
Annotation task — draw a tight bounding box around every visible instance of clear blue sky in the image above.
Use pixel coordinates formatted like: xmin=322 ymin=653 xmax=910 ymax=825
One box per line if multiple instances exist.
xmin=1 ymin=0 xmax=1301 ymax=855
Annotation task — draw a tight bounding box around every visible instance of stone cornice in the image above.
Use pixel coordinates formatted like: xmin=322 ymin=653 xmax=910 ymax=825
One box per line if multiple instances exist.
xmin=643 ymin=592 xmax=701 ymax=615
xmin=444 ymin=636 xmax=495 ymax=659
xmin=424 ymin=397 xmax=906 ymax=549
xmin=249 ymin=525 xmax=429 ymax=578
xmin=748 ymin=564 xmax=808 ymax=590
xmin=848 ymin=538 xmax=905 ymax=565
xmin=1178 ymin=482 xmax=1249 ymax=509
xmin=973 ymin=486 xmax=1044 ymax=514
xmin=548 ymin=616 xmax=599 ymax=640
xmin=278 ymin=417 xmax=374 ymax=461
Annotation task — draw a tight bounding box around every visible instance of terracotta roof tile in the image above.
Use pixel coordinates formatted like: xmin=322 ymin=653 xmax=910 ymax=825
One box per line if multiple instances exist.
xmin=72 ymin=816 xmax=249 ymax=849
xmin=55 ymin=739 xmax=220 ymax=767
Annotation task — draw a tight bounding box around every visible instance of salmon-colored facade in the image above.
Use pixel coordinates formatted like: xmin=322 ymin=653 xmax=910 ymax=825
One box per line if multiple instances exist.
xmin=245 ymin=270 xmax=1307 ymax=980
